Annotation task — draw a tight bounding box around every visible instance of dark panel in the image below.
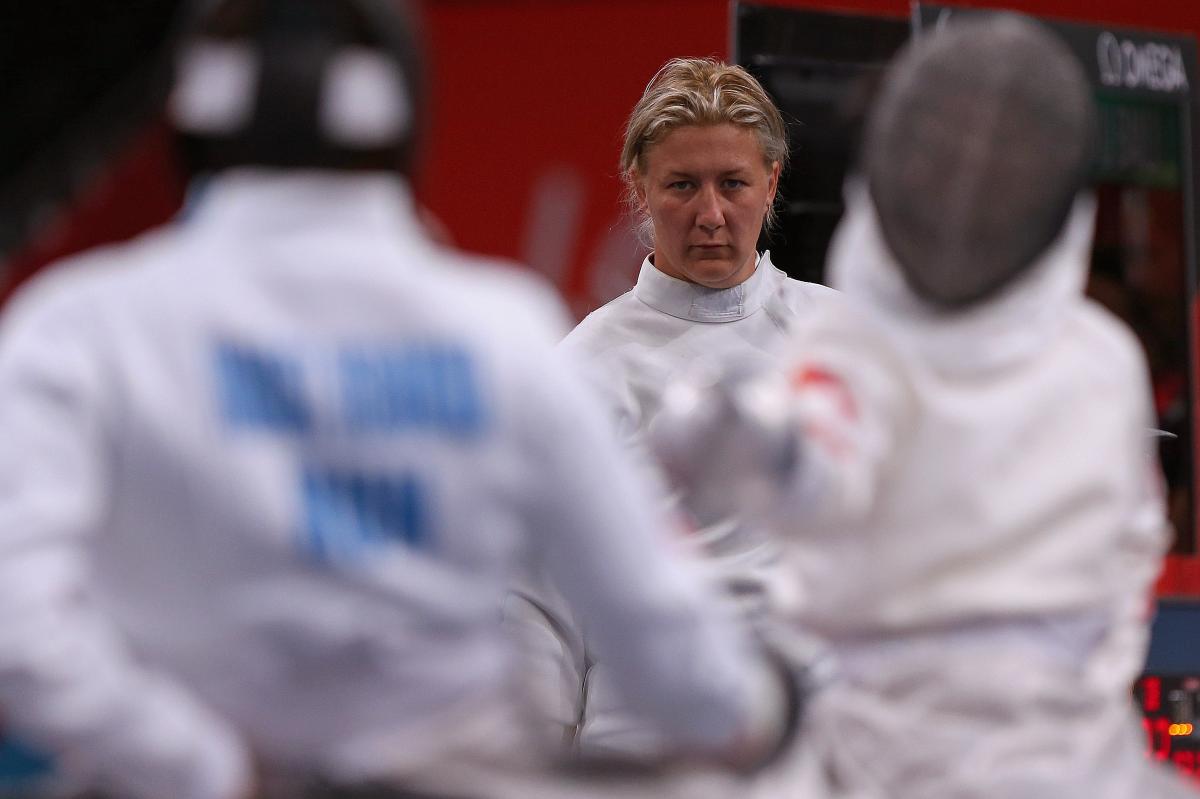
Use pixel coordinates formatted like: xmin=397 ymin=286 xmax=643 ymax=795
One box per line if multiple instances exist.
xmin=736 ymin=3 xmax=908 ymax=286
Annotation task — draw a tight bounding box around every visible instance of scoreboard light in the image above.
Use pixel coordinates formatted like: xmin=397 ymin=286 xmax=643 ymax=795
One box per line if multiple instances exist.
xmin=1137 ymin=675 xmax=1200 ymax=781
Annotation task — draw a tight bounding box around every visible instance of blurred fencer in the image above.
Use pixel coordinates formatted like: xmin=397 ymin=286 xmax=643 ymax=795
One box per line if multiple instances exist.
xmin=506 ymin=57 xmax=840 ymax=760
xmin=652 ymin=15 xmax=1197 ymax=798
xmin=0 ymin=2 xmax=804 ymax=798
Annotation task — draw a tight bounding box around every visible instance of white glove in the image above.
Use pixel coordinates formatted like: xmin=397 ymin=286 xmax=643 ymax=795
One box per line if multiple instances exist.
xmin=648 ymin=364 xmax=801 ymax=530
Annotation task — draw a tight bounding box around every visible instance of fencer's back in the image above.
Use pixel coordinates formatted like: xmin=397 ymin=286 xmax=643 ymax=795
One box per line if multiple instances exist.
xmin=789 ymin=235 xmax=1167 ymax=654
xmin=0 ymin=171 xmax=568 ymax=764
xmin=789 ymin=297 xmax=1172 ymax=795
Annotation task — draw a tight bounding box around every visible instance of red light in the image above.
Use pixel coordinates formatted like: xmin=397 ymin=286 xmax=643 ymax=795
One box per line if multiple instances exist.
xmin=1145 ymin=676 xmax=1163 ymax=713
xmin=1173 ymin=750 xmax=1197 ymax=773
xmin=1156 ymin=717 xmax=1174 ymax=760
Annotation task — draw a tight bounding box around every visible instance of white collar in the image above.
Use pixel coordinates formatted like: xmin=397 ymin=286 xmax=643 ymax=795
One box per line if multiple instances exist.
xmin=828 ymin=181 xmax=1096 ymax=374
xmin=185 ymin=168 xmax=422 ymax=240
xmin=634 ymin=251 xmax=780 ymax=323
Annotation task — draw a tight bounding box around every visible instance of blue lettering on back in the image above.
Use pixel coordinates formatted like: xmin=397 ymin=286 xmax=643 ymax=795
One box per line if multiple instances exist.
xmin=301 ymin=467 xmax=428 ymax=561
xmin=339 ymin=344 xmax=485 ymax=437
xmin=216 ymin=343 xmax=311 ymax=432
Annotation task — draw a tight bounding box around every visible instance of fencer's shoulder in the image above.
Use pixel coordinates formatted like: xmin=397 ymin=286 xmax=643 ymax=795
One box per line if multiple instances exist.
xmin=787 ymin=292 xmax=881 ymax=344
xmin=785 ymin=299 xmax=918 ymax=424
xmin=776 ymin=273 xmax=842 ymax=307
xmin=786 ymin=296 xmax=914 ymax=383
xmin=434 ymin=248 xmax=574 ymax=342
xmin=560 ymin=289 xmax=641 ymax=356
xmin=759 ymin=252 xmax=840 ymax=311
xmin=1 ymin=226 xmax=180 ymax=333
xmin=1069 ymin=300 xmax=1151 ymax=381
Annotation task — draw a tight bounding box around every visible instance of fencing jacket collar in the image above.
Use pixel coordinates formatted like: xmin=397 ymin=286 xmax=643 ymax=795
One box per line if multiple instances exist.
xmin=828 ymin=180 xmax=1097 ymax=375
xmin=634 ymin=252 xmax=778 ymax=323
xmin=186 ymin=168 xmax=423 ymax=242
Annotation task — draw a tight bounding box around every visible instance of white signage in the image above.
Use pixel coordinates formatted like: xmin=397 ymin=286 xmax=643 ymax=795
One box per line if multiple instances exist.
xmin=1097 ymin=32 xmax=1190 ymax=93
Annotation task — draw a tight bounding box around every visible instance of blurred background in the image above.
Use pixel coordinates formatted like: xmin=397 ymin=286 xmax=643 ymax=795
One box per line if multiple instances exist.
xmin=6 ymin=1 xmax=1199 ymax=306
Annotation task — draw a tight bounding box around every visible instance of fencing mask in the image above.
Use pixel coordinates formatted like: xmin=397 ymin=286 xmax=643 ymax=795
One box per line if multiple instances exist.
xmin=863 ymin=14 xmax=1096 ymax=309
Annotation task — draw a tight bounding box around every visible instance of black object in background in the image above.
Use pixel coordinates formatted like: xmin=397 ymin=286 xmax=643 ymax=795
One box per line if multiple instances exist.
xmin=735 ymin=4 xmax=908 ymax=286
xmin=0 ymin=2 xmax=184 ymax=262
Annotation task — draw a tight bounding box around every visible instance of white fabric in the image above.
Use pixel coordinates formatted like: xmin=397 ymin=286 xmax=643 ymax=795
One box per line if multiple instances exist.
xmin=770 ymin=183 xmax=1181 ymax=797
xmin=0 ymin=171 xmax=776 ymax=799
xmin=573 ymin=252 xmax=841 ymax=441
xmin=509 ymin=253 xmax=840 ymax=756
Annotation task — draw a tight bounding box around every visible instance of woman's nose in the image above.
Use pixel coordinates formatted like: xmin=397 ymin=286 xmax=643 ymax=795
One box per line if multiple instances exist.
xmin=695 ymin=185 xmax=725 ymax=231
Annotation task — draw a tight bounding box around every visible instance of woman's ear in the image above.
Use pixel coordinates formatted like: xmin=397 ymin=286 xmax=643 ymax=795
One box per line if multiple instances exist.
xmin=631 ymin=169 xmax=649 ymax=213
xmin=766 ymin=161 xmax=782 ymax=207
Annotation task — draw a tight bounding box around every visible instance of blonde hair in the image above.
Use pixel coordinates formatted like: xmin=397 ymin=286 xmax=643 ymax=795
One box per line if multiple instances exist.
xmin=621 ymin=58 xmax=789 ymax=244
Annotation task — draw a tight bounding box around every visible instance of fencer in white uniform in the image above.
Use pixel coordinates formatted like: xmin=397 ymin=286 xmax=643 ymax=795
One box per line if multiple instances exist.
xmin=0 ymin=5 xmax=797 ymax=799
xmin=652 ymin=16 xmax=1195 ymax=798
xmin=560 ymin=253 xmax=838 ymax=755
xmin=507 ymin=58 xmax=840 ymax=758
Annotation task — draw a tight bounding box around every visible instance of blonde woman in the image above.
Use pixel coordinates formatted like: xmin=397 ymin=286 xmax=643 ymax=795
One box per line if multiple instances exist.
xmin=508 ymin=58 xmax=839 ymax=760
xmin=572 ymin=57 xmax=840 ymax=445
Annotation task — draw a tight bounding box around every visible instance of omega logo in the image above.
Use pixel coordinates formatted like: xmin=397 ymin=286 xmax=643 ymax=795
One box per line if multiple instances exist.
xmin=1097 ymin=32 xmax=1189 ymax=93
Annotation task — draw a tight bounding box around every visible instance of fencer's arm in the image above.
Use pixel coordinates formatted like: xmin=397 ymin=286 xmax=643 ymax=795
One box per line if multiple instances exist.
xmin=502 ymin=569 xmax=589 ymax=745
xmin=0 ymin=288 xmax=252 ymax=799
xmin=771 ymin=356 xmax=907 ymax=525
xmin=514 ymin=351 xmax=790 ymax=765
xmin=649 ymin=333 xmax=911 ymax=530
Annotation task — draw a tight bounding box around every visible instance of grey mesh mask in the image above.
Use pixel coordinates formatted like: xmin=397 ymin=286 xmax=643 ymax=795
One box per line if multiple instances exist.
xmin=863 ymin=15 xmax=1096 ymax=310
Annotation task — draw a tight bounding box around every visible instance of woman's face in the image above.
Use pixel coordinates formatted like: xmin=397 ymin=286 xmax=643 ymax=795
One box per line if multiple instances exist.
xmin=635 ymin=123 xmax=780 ymax=289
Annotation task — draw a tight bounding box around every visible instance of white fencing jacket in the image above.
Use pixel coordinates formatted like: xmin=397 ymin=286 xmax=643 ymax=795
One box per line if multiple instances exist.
xmin=0 ymin=171 xmax=777 ymax=799
xmin=567 ymin=253 xmax=842 ymax=446
xmin=773 ymin=184 xmax=1180 ymax=797
xmin=511 ymin=254 xmax=839 ymax=755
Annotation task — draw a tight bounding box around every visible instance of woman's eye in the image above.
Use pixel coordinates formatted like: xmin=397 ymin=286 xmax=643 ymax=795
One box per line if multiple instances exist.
xmin=722 ymin=179 xmax=747 ymax=190
xmin=668 ymin=181 xmax=693 ymax=191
